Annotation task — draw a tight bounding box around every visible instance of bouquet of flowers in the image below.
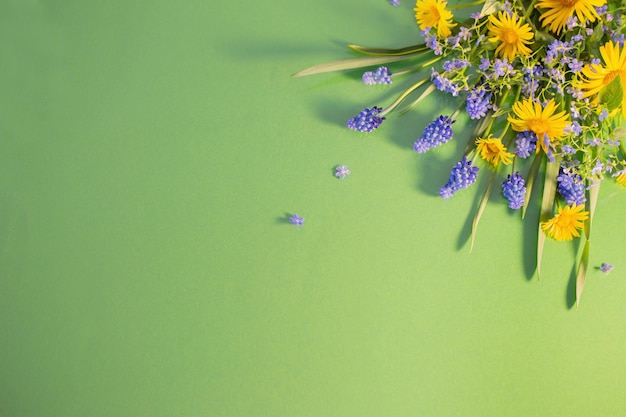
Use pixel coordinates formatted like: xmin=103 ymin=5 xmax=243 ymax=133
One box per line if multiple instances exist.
xmin=294 ymin=0 xmax=625 ymax=305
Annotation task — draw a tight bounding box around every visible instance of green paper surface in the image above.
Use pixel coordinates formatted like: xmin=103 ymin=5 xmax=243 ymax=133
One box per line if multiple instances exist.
xmin=1 ymin=1 xmax=626 ymax=416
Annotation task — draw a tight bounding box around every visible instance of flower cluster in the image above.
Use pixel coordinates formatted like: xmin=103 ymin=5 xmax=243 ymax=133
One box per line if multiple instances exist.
xmin=295 ymin=0 xmax=624 ymax=305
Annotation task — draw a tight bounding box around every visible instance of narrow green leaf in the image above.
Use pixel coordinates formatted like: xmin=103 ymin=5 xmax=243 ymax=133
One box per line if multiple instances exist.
xmin=292 ymin=54 xmax=420 ymax=77
xmin=587 ymin=22 xmax=604 ymax=45
xmin=576 ymin=240 xmax=591 ymax=309
xmin=521 ymin=153 xmax=543 ymax=219
xmin=470 ymin=168 xmax=497 ymax=253
xmin=536 ymin=156 xmax=561 ymax=279
xmin=347 ymin=44 xmax=428 ymax=56
xmin=398 ymin=84 xmax=436 ymax=114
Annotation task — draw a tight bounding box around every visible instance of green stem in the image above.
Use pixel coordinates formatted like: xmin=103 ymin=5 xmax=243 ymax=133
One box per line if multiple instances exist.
xmin=380 ymin=79 xmax=428 ymax=117
xmin=522 ymin=0 xmax=538 ymax=21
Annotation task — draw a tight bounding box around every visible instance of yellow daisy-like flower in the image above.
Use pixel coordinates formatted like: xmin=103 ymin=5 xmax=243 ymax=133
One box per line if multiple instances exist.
xmin=536 ymin=0 xmax=605 ymax=35
xmin=540 ymin=204 xmax=589 ymax=241
xmin=475 ymin=137 xmax=515 ymax=166
xmin=414 ymin=0 xmax=456 ymax=38
xmin=507 ymin=99 xmax=570 ymax=154
xmin=616 ymin=172 xmax=626 ymax=186
xmin=487 ymin=12 xmax=534 ymax=61
xmin=578 ymin=41 xmax=626 ymax=118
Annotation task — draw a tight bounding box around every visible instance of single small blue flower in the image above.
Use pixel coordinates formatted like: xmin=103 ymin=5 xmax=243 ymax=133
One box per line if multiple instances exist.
xmin=362 ymin=66 xmax=392 ymax=85
xmin=413 ymin=116 xmax=455 ymax=153
xmin=458 ymin=26 xmax=471 ymax=41
xmin=389 ymin=0 xmax=400 ymax=5
xmin=568 ymin=58 xmax=583 ymax=72
xmin=439 ymin=157 xmax=479 ymax=199
xmin=599 ymin=108 xmax=609 ymax=121
xmin=335 ymin=165 xmax=351 ymax=179
xmin=347 ymin=106 xmax=385 ymax=133
xmin=557 ymin=169 xmax=586 ymax=205
xmin=591 ymin=159 xmax=604 ymax=175
xmin=515 ymin=131 xmax=537 ymax=158
xmin=564 ymin=121 xmax=583 ymax=135
xmin=289 ymin=213 xmax=304 ymax=226
xmin=502 ymin=172 xmax=526 ymax=209
xmin=493 ymin=59 xmax=514 ymax=77
xmin=600 ymin=262 xmax=614 ymax=273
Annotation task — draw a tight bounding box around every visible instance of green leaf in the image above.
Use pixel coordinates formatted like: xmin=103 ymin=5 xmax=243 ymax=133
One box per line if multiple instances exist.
xmin=587 ymin=22 xmax=604 ymax=45
xmin=292 ymin=54 xmax=420 ymax=77
xmin=613 ymin=126 xmax=626 ymax=142
xmin=599 ymin=75 xmax=623 ymax=111
xmin=470 ymin=168 xmax=497 ymax=253
xmin=347 ymin=44 xmax=428 ymax=56
xmin=536 ymin=156 xmax=561 ymax=279
xmin=521 ymin=152 xmax=543 ymax=219
xmin=576 ymin=240 xmax=590 ymax=309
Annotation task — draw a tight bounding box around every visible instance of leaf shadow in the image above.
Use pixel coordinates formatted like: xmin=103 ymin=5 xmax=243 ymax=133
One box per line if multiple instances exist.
xmin=565 ymin=257 xmax=578 ymax=309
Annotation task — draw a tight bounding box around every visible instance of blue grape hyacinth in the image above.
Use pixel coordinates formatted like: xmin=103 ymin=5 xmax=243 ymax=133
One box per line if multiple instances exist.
xmin=347 ymin=106 xmax=385 ymax=132
xmin=557 ymin=169 xmax=586 ymax=206
xmin=413 ymin=116 xmax=455 ymax=153
xmin=440 ymin=157 xmax=479 ymax=198
xmin=362 ymin=66 xmax=392 ymax=85
xmin=502 ymin=172 xmax=526 ymax=209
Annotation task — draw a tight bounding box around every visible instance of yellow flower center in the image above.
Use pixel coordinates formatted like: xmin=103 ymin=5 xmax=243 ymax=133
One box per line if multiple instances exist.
xmin=429 ymin=6 xmax=441 ymax=21
xmin=501 ymin=28 xmax=519 ymax=44
xmin=528 ymin=118 xmax=548 ymax=136
xmin=560 ymin=0 xmax=579 ymax=6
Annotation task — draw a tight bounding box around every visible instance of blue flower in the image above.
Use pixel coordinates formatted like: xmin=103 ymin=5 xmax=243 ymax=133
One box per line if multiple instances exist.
xmin=557 ymin=169 xmax=586 ymax=205
xmin=599 ymin=108 xmax=609 ymax=121
xmin=289 ymin=213 xmax=304 ymax=226
xmin=600 ymin=263 xmax=614 ymax=273
xmin=389 ymin=0 xmax=400 ymax=5
xmin=335 ymin=165 xmax=351 ymax=179
xmin=347 ymin=106 xmax=385 ymax=132
xmin=502 ymin=172 xmax=526 ymax=209
xmin=492 ymin=59 xmax=514 ymax=77
xmin=564 ymin=121 xmax=582 ymax=135
xmin=362 ymin=66 xmax=392 ymax=85
xmin=413 ymin=116 xmax=455 ymax=153
xmin=466 ymin=86 xmax=492 ymax=119
xmin=514 ymin=131 xmax=537 ymax=158
xmin=431 ymin=69 xmax=460 ymax=96
xmin=440 ymin=157 xmax=479 ymax=199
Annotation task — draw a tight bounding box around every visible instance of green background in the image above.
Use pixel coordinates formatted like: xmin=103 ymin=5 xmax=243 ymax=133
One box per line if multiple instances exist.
xmin=2 ymin=1 xmax=626 ymax=416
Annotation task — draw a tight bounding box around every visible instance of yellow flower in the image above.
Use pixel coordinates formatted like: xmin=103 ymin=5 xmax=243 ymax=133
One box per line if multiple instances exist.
xmin=578 ymin=41 xmax=626 ymax=118
xmin=540 ymin=204 xmax=589 ymax=241
xmin=475 ymin=137 xmax=515 ymax=166
xmin=616 ymin=172 xmax=626 ymax=186
xmin=414 ymin=0 xmax=456 ymax=38
xmin=487 ymin=12 xmax=533 ymax=61
xmin=536 ymin=0 xmax=605 ymax=35
xmin=507 ymin=99 xmax=570 ymax=154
